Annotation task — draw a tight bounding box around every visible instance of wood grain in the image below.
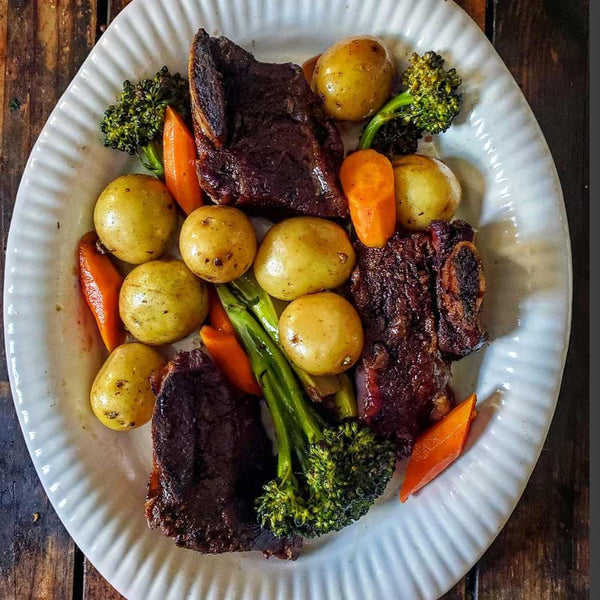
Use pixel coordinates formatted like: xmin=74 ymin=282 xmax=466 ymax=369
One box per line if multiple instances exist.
xmin=0 ymin=2 xmax=97 ymax=599
xmin=476 ymin=0 xmax=590 ymax=597
xmin=455 ymin=0 xmax=486 ymax=31
xmin=84 ymin=561 xmax=125 ymax=600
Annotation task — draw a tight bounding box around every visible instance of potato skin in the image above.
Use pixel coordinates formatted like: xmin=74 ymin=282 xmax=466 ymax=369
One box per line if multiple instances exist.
xmin=94 ymin=174 xmax=177 ymax=265
xmin=179 ymin=205 xmax=257 ymax=283
xmin=392 ymin=155 xmax=462 ymax=231
xmin=119 ymin=259 xmax=208 ymax=345
xmin=90 ymin=342 xmax=165 ymax=431
xmin=279 ymin=292 xmax=364 ymax=376
xmin=254 ymin=217 xmax=355 ymax=301
xmin=312 ymin=36 xmax=394 ymax=121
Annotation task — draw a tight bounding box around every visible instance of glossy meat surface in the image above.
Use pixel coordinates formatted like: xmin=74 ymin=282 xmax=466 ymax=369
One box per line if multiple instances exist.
xmin=351 ymin=221 xmax=486 ymax=457
xmin=189 ymin=29 xmax=347 ymax=218
xmin=146 ymin=349 xmax=300 ymax=559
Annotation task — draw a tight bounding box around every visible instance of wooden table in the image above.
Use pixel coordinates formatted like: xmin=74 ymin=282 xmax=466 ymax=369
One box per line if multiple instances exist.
xmin=0 ymin=1 xmax=588 ymax=598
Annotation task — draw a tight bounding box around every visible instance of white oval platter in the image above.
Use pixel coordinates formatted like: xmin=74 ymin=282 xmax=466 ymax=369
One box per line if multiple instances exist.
xmin=4 ymin=0 xmax=571 ymax=598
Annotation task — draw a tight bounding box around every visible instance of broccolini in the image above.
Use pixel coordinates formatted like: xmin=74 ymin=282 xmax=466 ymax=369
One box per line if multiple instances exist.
xmin=100 ymin=66 xmax=190 ymax=179
xmin=360 ymin=51 xmax=462 ymax=154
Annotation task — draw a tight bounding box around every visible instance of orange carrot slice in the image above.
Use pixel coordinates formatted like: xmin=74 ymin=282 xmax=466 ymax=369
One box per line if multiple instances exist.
xmin=400 ymin=393 xmax=477 ymax=502
xmin=339 ymin=149 xmax=396 ymax=248
xmin=207 ymin=286 xmax=235 ymax=334
xmin=78 ymin=232 xmax=126 ymax=352
xmin=200 ymin=325 xmax=262 ymax=396
xmin=163 ymin=106 xmax=204 ymax=214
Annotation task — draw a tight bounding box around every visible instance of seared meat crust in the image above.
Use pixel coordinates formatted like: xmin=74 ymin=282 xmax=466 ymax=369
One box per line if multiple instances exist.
xmin=146 ymin=349 xmax=300 ymax=559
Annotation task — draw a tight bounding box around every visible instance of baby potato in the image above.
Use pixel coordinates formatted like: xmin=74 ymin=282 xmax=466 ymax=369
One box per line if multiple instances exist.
xmin=179 ymin=205 xmax=257 ymax=283
xmin=312 ymin=36 xmax=394 ymax=121
xmin=254 ymin=217 xmax=355 ymax=301
xmin=279 ymin=292 xmax=364 ymax=376
xmin=94 ymin=174 xmax=177 ymax=264
xmin=119 ymin=259 xmax=208 ymax=345
xmin=392 ymin=155 xmax=462 ymax=231
xmin=90 ymin=342 xmax=165 ymax=431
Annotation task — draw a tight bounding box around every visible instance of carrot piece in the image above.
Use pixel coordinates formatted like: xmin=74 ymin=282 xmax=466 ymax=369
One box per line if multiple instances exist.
xmin=163 ymin=106 xmax=204 ymax=214
xmin=339 ymin=149 xmax=396 ymax=248
xmin=302 ymin=54 xmax=321 ymax=84
xmin=78 ymin=232 xmax=126 ymax=352
xmin=208 ymin=286 xmax=235 ymax=334
xmin=200 ymin=325 xmax=262 ymax=396
xmin=400 ymin=393 xmax=477 ymax=503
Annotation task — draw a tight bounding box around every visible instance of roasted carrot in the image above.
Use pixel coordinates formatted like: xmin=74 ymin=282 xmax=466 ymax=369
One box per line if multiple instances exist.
xmin=200 ymin=325 xmax=262 ymax=396
xmin=78 ymin=232 xmax=126 ymax=352
xmin=163 ymin=106 xmax=204 ymax=214
xmin=339 ymin=149 xmax=396 ymax=248
xmin=208 ymin=286 xmax=235 ymax=334
xmin=400 ymin=393 xmax=477 ymax=503
xmin=302 ymin=54 xmax=321 ymax=84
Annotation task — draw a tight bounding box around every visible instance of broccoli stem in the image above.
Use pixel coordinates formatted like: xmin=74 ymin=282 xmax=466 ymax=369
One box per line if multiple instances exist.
xmin=359 ymin=91 xmax=413 ymax=150
xmin=217 ymin=284 xmax=323 ymax=444
xmin=230 ymin=273 xmax=342 ymax=401
xmin=333 ymin=373 xmax=358 ymax=419
xmin=230 ymin=273 xmax=281 ymax=342
xmin=138 ymin=140 xmax=165 ymax=179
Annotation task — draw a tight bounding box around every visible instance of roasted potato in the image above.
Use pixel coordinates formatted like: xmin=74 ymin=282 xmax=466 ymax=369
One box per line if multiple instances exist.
xmin=254 ymin=217 xmax=355 ymax=301
xmin=279 ymin=292 xmax=364 ymax=376
xmin=392 ymin=155 xmax=462 ymax=231
xmin=90 ymin=342 xmax=165 ymax=431
xmin=179 ymin=205 xmax=257 ymax=283
xmin=94 ymin=174 xmax=177 ymax=264
xmin=312 ymin=36 xmax=394 ymax=121
xmin=119 ymin=259 xmax=208 ymax=345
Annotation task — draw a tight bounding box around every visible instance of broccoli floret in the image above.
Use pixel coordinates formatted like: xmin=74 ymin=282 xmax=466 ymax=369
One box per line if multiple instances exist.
xmin=359 ymin=51 xmax=462 ymax=153
xmin=365 ymin=118 xmax=422 ymax=157
xmin=217 ymin=284 xmax=396 ymax=539
xmin=100 ymin=66 xmax=190 ymax=178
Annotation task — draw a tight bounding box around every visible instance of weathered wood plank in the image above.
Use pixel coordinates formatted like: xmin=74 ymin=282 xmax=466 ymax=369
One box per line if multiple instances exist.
xmin=476 ymin=0 xmax=589 ymax=597
xmin=83 ymin=561 xmax=125 ymax=600
xmin=455 ymin=0 xmax=486 ymax=31
xmin=0 ymin=1 xmax=97 ymax=599
xmin=108 ymin=0 xmax=132 ymax=21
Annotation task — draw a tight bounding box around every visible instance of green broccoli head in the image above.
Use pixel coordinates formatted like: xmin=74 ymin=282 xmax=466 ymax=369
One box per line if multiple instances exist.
xmin=286 ymin=422 xmax=396 ymax=539
xmin=100 ymin=66 xmax=190 ymax=177
xmin=256 ymin=477 xmax=311 ymax=538
xmin=309 ymin=422 xmax=396 ymax=522
xmin=402 ymin=51 xmax=462 ymax=134
xmin=367 ymin=118 xmax=422 ymax=157
xmin=359 ymin=50 xmax=462 ymax=152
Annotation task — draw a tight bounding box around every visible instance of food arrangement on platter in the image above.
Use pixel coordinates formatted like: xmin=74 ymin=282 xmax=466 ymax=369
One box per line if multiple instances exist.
xmin=78 ymin=29 xmax=486 ymax=559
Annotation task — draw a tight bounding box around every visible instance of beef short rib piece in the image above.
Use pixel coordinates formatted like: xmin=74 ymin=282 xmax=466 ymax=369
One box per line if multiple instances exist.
xmin=351 ymin=232 xmax=451 ymax=458
xmin=350 ymin=221 xmax=486 ymax=457
xmin=189 ymin=29 xmax=348 ymax=218
xmin=429 ymin=220 xmax=487 ymax=358
xmin=146 ymin=349 xmax=300 ymax=559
